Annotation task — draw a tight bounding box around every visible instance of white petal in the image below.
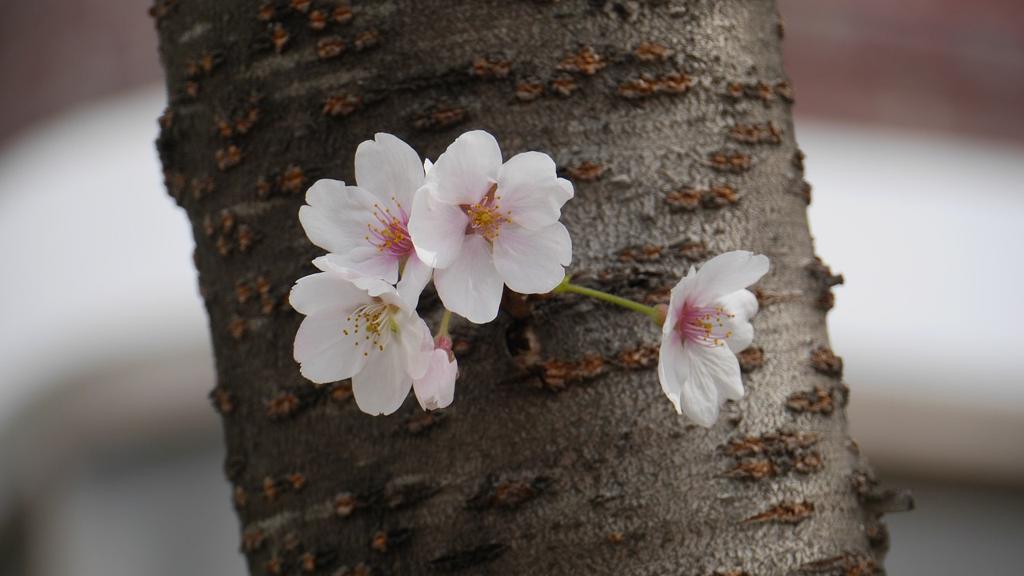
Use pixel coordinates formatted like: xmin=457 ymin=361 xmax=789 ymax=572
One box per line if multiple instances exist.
xmin=555 ymin=177 xmax=575 ymax=204
xmin=300 ymin=180 xmax=373 ymax=249
xmin=396 ymin=255 xmax=434 ymax=308
xmin=679 ymin=352 xmax=721 ymax=428
xmin=692 ymin=338 xmax=741 ymax=401
xmin=398 ymin=314 xmax=433 ymax=380
xmin=423 ymin=158 xmax=434 ymax=175
xmin=497 ymin=152 xmax=570 ymax=230
xmin=691 ymin=251 xmax=769 ymax=305
xmin=715 ymin=289 xmax=759 ymax=353
xmin=717 ymin=288 xmax=759 ymax=320
xmin=659 ymin=337 xmax=744 ymax=427
xmin=289 ymin=271 xmax=368 ymax=316
xmin=313 ymin=249 xmax=398 ymax=284
xmin=724 ymin=319 xmax=754 ymax=354
xmin=311 ymin=256 xmax=400 ymax=299
xmin=685 ymin=342 xmax=744 ymax=426
xmin=428 ymin=130 xmax=502 ymax=205
xmin=492 ymin=222 xmax=571 ymax=294
xmin=294 ymin=313 xmax=369 ymax=384
xmin=434 ymin=234 xmax=504 ymax=324
xmin=355 ymin=133 xmax=425 ymax=211
xmin=657 ymin=332 xmax=687 ymax=414
xmin=351 ymin=342 xmax=413 ymax=416
xmin=413 ymin=349 xmax=457 ymax=410
xmin=409 ymin=184 xmax=469 ymax=269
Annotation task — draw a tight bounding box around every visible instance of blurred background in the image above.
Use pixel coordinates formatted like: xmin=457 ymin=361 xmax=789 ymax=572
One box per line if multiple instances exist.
xmin=1 ymin=1 xmax=1022 ymax=574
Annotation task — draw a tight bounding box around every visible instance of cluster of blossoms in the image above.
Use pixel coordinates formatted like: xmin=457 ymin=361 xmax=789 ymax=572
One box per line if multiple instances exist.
xmin=291 ymin=130 xmax=768 ymax=426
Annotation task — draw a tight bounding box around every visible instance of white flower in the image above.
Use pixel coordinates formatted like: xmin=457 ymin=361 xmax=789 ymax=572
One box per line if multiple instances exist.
xmin=290 ymin=257 xmax=433 ymax=416
xmin=299 ymin=133 xmax=433 ymax=306
xmin=658 ymin=251 xmax=770 ymax=427
xmin=412 ymin=336 xmax=457 ymax=411
xmin=409 ymin=130 xmax=573 ymax=324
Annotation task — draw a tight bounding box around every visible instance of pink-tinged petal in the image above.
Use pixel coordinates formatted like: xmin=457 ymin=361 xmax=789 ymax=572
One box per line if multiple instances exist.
xmin=300 ymin=180 xmax=373 ymax=247
xmin=497 ymin=152 xmax=570 ymax=229
xmin=715 ymin=289 xmax=759 ymax=353
xmin=413 ymin=349 xmax=457 ymax=411
xmin=492 ymin=222 xmax=571 ymax=294
xmin=300 ymin=180 xmax=401 ymax=283
xmin=294 ymin=313 xmax=369 ymax=384
xmin=289 ymin=271 xmax=368 ymax=316
xmin=355 ymin=133 xmax=425 ymax=211
xmin=351 ymin=343 xmax=412 ymax=415
xmin=434 ymin=234 xmax=504 ymax=324
xmin=398 ymin=315 xmax=433 ymax=380
xmin=663 ymin=266 xmax=697 ymax=335
xmin=396 ymin=255 xmax=434 ymax=308
xmin=428 ymin=130 xmax=502 ymax=205
xmin=657 ymin=331 xmax=687 ymax=414
xmin=409 ymin=184 xmax=469 ymax=269
xmin=691 ymin=251 xmax=769 ymax=305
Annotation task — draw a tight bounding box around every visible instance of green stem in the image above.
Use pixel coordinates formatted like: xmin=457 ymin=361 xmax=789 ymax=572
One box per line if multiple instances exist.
xmin=438 ymin=308 xmax=452 ymax=337
xmin=554 ymin=280 xmax=663 ymax=324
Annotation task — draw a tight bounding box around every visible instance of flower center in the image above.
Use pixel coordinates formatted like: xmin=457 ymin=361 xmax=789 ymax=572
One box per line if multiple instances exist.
xmin=366 ymin=199 xmax=412 ymax=258
xmin=460 ymin=183 xmax=511 ymax=242
xmin=676 ymin=302 xmax=734 ymax=347
xmin=343 ymin=300 xmax=399 ymax=356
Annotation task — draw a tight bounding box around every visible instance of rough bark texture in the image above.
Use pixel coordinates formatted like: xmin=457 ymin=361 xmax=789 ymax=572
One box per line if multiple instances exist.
xmin=154 ymin=1 xmax=903 ymax=574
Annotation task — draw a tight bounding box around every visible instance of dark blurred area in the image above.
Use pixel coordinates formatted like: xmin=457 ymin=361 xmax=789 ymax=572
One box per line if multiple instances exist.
xmin=1 ymin=2 xmax=1022 ymax=575
xmin=0 ymin=0 xmax=158 ymax=146
xmin=781 ymin=0 xmax=1024 ymax=142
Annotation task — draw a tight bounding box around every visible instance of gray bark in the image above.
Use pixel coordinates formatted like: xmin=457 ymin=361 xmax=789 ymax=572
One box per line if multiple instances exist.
xmin=153 ymin=1 xmax=903 ymax=574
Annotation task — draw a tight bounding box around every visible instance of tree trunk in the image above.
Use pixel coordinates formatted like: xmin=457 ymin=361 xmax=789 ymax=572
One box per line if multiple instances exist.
xmin=153 ymin=1 xmax=902 ymax=574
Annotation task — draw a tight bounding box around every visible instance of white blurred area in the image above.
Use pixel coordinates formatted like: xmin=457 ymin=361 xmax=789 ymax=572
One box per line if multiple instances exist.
xmin=0 ymin=86 xmax=1022 ymax=575
xmin=0 ymin=88 xmax=244 ymax=576
xmin=804 ymin=122 xmax=1024 ymax=482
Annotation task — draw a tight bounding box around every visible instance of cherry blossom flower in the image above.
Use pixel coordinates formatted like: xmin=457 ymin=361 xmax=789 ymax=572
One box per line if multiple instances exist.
xmin=658 ymin=251 xmax=770 ymax=427
xmin=409 ymin=130 xmax=573 ymax=323
xmin=290 ymin=257 xmax=433 ymax=416
xmin=412 ymin=335 xmax=457 ymax=411
xmin=299 ymin=133 xmax=432 ymax=306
